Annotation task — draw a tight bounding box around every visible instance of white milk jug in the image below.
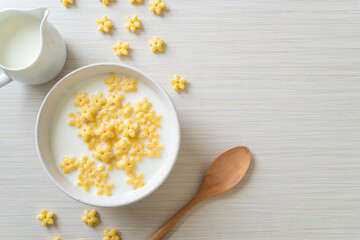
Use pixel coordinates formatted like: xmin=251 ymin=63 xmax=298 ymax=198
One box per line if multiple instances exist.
xmin=0 ymin=8 xmax=66 ymax=87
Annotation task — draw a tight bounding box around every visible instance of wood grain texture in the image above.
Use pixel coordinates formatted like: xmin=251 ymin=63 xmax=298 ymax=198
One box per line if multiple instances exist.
xmin=0 ymin=0 xmax=360 ymax=239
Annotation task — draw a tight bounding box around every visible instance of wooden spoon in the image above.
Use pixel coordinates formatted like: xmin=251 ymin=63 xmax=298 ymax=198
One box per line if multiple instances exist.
xmin=148 ymin=146 xmax=251 ymax=240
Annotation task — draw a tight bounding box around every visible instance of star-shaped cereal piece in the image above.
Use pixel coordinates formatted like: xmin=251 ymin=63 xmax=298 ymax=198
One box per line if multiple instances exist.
xmin=93 ymin=145 xmax=114 ymax=163
xmin=134 ymin=97 xmax=152 ymax=114
xmin=68 ymin=112 xmax=82 ymax=128
xmin=96 ymin=122 xmax=116 ymax=141
xmin=170 ymin=74 xmax=186 ymax=91
xmin=107 ymin=92 xmax=124 ymax=108
xmin=78 ymin=104 xmax=97 ymax=122
xmin=119 ymin=102 xmax=134 ymax=119
xmin=147 ymin=139 xmax=164 ymax=157
xmin=91 ymin=164 xmax=109 ymax=181
xmin=149 ymin=0 xmax=166 ymax=15
xmin=99 ymin=0 xmax=114 ymax=5
xmin=91 ymin=92 xmax=107 ymax=111
xmin=103 ymin=228 xmax=120 ymax=240
xmin=96 ymin=178 xmax=114 ymax=196
xmin=114 ymin=138 xmax=131 ymax=156
xmin=36 ymin=208 xmax=55 ymax=226
xmin=126 ymin=171 xmax=145 ymax=190
xmin=77 ymin=174 xmax=95 ymax=191
xmin=120 ymin=119 xmax=139 ymax=138
xmin=74 ymin=92 xmax=90 ymax=107
xmin=129 ymin=0 xmax=142 ymax=3
xmin=140 ymin=125 xmax=159 ymax=142
xmin=117 ymin=155 xmax=137 ymax=174
xmin=125 ymin=15 xmax=141 ymax=33
xmin=59 ymin=156 xmax=78 ymax=174
xmin=77 ymin=125 xmax=96 ymax=143
xmin=129 ymin=142 xmax=147 ymax=161
xmin=61 ymin=0 xmax=74 ymax=7
xmin=105 ymin=73 xmax=122 ymax=92
xmin=121 ymin=77 xmax=138 ymax=92
xmin=112 ymin=40 xmax=129 ymax=56
xmin=77 ymin=155 xmax=95 ymax=175
xmin=96 ymin=15 xmax=113 ymax=33
xmin=148 ymin=36 xmax=165 ymax=53
xmin=81 ymin=209 xmax=99 ymax=227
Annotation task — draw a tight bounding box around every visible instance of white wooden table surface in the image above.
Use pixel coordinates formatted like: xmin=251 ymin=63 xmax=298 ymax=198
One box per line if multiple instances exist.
xmin=1 ymin=0 xmax=360 ymax=239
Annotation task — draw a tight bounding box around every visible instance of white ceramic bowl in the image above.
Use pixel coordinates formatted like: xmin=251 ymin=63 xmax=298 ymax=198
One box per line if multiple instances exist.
xmin=36 ymin=63 xmax=180 ymax=207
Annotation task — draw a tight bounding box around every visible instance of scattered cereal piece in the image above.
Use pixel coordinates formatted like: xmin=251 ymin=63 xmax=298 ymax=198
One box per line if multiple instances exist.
xmin=119 ymin=102 xmax=134 ymax=118
xmin=147 ymin=139 xmax=164 ymax=157
xmin=60 ymin=156 xmax=78 ymax=173
xmin=103 ymin=228 xmax=120 ymax=240
xmin=68 ymin=112 xmax=82 ymax=128
xmin=36 ymin=208 xmax=55 ymax=227
xmin=130 ymin=0 xmax=142 ymax=3
xmin=105 ymin=73 xmax=123 ymax=92
xmin=149 ymin=0 xmax=166 ymax=15
xmin=170 ymin=74 xmax=186 ymax=91
xmin=125 ymin=15 xmax=141 ymax=33
xmin=93 ymin=145 xmax=114 ymax=163
xmin=81 ymin=209 xmax=99 ymax=227
xmin=129 ymin=142 xmax=147 ymax=161
xmin=61 ymin=0 xmax=74 ymax=7
xmin=148 ymin=36 xmax=165 ymax=53
xmin=140 ymin=125 xmax=159 ymax=142
xmin=99 ymin=0 xmax=114 ymax=5
xmin=79 ymin=104 xmax=97 ymax=122
xmin=96 ymin=178 xmax=114 ymax=196
xmin=78 ymin=125 xmax=96 ymax=143
xmin=120 ymin=119 xmax=139 ymax=138
xmin=74 ymin=92 xmax=90 ymax=107
xmin=126 ymin=171 xmax=145 ymax=190
xmin=135 ymin=98 xmax=152 ymax=114
xmin=107 ymin=92 xmax=124 ymax=108
xmin=91 ymin=92 xmax=108 ymax=111
xmin=96 ymin=15 xmax=113 ymax=33
xmin=115 ymin=138 xmax=131 ymax=156
xmin=121 ymin=77 xmax=138 ymax=92
xmin=112 ymin=41 xmax=129 ymax=56
xmin=117 ymin=155 xmax=136 ymax=174
xmin=96 ymin=122 xmax=116 ymax=141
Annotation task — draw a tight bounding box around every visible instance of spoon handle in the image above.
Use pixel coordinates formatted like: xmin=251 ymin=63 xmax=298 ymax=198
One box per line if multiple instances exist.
xmin=148 ymin=197 xmax=201 ymax=240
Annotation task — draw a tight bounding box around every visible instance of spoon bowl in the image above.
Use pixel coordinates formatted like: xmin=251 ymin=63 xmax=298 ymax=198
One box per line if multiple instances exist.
xmin=148 ymin=146 xmax=251 ymax=240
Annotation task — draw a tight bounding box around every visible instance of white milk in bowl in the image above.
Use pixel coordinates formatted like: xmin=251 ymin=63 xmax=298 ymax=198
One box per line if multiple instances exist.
xmin=50 ymin=73 xmax=171 ymax=197
xmin=0 ymin=13 xmax=41 ymax=69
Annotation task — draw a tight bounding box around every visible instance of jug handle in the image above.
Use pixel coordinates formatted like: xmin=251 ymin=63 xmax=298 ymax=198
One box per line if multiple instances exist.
xmin=0 ymin=71 xmax=12 ymax=87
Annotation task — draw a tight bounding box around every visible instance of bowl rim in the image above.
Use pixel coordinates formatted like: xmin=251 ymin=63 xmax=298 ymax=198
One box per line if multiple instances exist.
xmin=35 ymin=63 xmax=180 ymax=207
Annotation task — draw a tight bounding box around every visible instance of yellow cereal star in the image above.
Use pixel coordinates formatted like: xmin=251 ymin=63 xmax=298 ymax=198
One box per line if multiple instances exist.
xmin=130 ymin=0 xmax=142 ymax=3
xmin=117 ymin=155 xmax=136 ymax=174
xmin=121 ymin=77 xmax=138 ymax=92
xmin=99 ymin=0 xmax=114 ymax=5
xmin=126 ymin=171 xmax=145 ymax=190
xmin=60 ymin=156 xmax=78 ymax=174
xmin=149 ymin=0 xmax=166 ymax=15
xmin=96 ymin=178 xmax=114 ymax=196
xmin=119 ymin=102 xmax=134 ymax=119
xmin=36 ymin=208 xmax=55 ymax=227
xmin=120 ymin=119 xmax=139 ymax=138
xmin=93 ymin=145 xmax=114 ymax=163
xmin=147 ymin=139 xmax=164 ymax=157
xmin=103 ymin=228 xmax=120 ymax=240
xmin=129 ymin=142 xmax=147 ymax=161
xmin=81 ymin=209 xmax=99 ymax=227
xmin=61 ymin=0 xmax=74 ymax=7
xmin=77 ymin=125 xmax=96 ymax=143
xmin=96 ymin=15 xmax=113 ymax=33
xmin=148 ymin=36 xmax=165 ymax=53
xmin=96 ymin=122 xmax=116 ymax=141
xmin=78 ymin=104 xmax=97 ymax=122
xmin=107 ymin=92 xmax=124 ymax=108
xmin=140 ymin=125 xmax=159 ymax=142
xmin=105 ymin=73 xmax=123 ymax=92
xmin=170 ymin=74 xmax=186 ymax=91
xmin=134 ymin=97 xmax=152 ymax=114
xmin=91 ymin=92 xmax=107 ymax=111
xmin=115 ymin=138 xmax=131 ymax=156
xmin=74 ymin=92 xmax=90 ymax=107
xmin=68 ymin=112 xmax=82 ymax=128
xmin=125 ymin=15 xmax=141 ymax=33
xmin=112 ymin=40 xmax=129 ymax=56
